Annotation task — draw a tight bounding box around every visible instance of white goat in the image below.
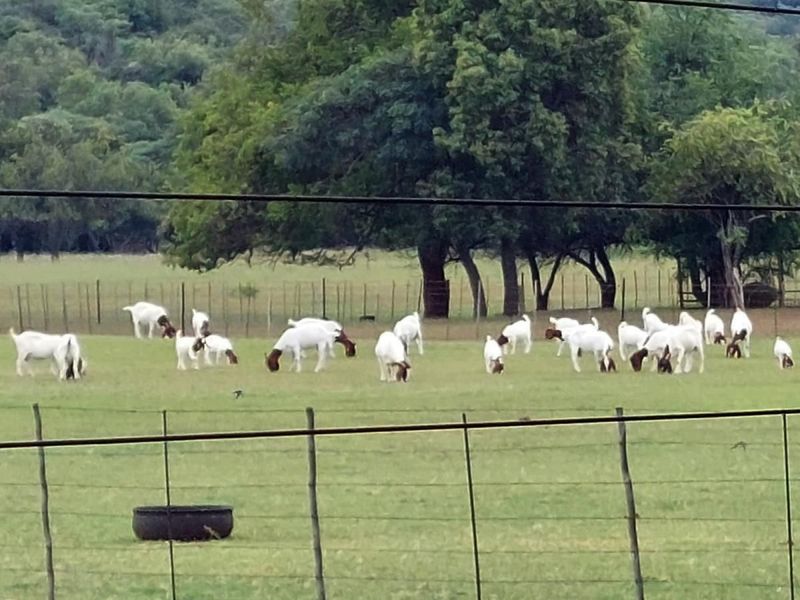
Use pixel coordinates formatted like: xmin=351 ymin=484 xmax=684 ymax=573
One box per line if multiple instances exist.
xmin=483 ymin=335 xmax=504 ymax=374
xmin=642 ymin=307 xmax=670 ymax=334
xmin=566 ymin=329 xmax=616 ymax=373
xmin=9 ymin=328 xmax=85 ymax=380
xmin=191 ymin=309 xmax=211 ymax=338
xmin=266 ymin=324 xmax=338 ymax=373
xmin=175 ymin=330 xmax=204 ymax=370
xmin=678 ymin=311 xmax=703 ymax=337
xmin=202 ymin=334 xmax=239 ymax=366
xmin=630 ymin=325 xmax=704 ymax=374
xmin=123 ymin=301 xmax=177 ymax=339
xmin=730 ymin=308 xmax=753 ymax=358
xmin=393 ymin=312 xmax=423 ymax=355
xmin=704 ymin=309 xmax=726 ymax=345
xmin=545 ymin=317 xmax=599 ymax=357
xmin=617 ymin=321 xmax=648 ymax=362
xmin=374 ymin=331 xmax=411 ymax=382
xmin=54 ymin=334 xmax=85 ymax=380
xmin=498 ymin=314 xmax=532 ymax=355
xmin=289 ymin=317 xmax=345 ymax=357
xmin=774 ymin=337 xmax=794 ymax=370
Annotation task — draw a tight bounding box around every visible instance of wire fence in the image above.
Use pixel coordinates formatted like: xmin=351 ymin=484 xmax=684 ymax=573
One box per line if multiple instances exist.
xmin=1 ymin=405 xmax=799 ymax=599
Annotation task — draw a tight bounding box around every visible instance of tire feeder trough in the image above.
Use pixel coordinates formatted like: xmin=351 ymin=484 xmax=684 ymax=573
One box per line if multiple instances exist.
xmin=133 ymin=505 xmax=234 ymax=542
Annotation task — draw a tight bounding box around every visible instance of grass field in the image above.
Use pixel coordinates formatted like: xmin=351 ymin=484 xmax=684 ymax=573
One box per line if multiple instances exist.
xmin=1 ymin=331 xmax=799 ymax=600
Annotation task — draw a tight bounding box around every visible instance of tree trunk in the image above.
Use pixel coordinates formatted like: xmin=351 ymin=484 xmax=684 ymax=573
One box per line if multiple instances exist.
xmin=686 ymin=258 xmax=708 ymax=307
xmin=456 ymin=245 xmax=487 ymax=318
xmin=571 ymin=247 xmax=617 ymax=309
xmin=720 ymin=240 xmax=744 ymax=309
xmin=500 ymin=238 xmax=519 ymax=317
xmin=527 ymin=252 xmax=564 ymax=311
xmin=418 ymin=238 xmax=450 ymax=318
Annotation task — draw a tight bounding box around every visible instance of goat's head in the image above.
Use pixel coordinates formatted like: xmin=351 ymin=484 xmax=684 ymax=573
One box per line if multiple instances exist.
xmin=394 ymin=360 xmax=411 ymax=382
xmin=732 ymin=329 xmax=748 ymax=344
xmin=225 ymin=349 xmax=239 ymax=365
xmin=544 ymin=328 xmax=562 ymax=341
xmin=713 ymin=332 xmax=726 ymax=345
xmin=783 ymin=355 xmax=795 ymax=369
xmin=191 ymin=337 xmax=205 ymax=353
xmin=600 ymin=354 xmax=617 ymax=373
xmin=335 ymin=332 xmax=357 ymax=357
xmin=490 ymin=359 xmax=504 ymax=374
xmin=265 ymin=350 xmax=282 ymax=372
xmin=629 ymin=348 xmax=648 ymax=372
xmin=657 ymin=345 xmax=673 ymax=374
xmin=158 ymin=315 xmax=177 ymax=339
xmin=726 ymin=341 xmax=742 ymax=359
xmin=497 ymin=333 xmax=510 ymax=346
xmin=200 ymin=321 xmax=211 ymax=337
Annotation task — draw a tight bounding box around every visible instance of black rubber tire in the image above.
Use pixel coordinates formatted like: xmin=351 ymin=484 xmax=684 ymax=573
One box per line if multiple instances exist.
xmin=132 ymin=505 xmax=234 ymax=541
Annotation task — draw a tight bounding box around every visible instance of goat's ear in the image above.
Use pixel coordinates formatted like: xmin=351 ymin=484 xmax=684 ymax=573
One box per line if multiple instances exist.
xmin=663 ymin=345 xmax=671 ymax=359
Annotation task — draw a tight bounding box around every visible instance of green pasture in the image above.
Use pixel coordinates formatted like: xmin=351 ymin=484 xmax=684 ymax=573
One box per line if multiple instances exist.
xmin=0 ymin=334 xmax=799 ymax=600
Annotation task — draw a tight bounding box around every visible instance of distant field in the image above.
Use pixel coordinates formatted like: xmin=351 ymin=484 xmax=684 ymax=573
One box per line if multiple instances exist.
xmin=0 ymin=251 xmax=685 ymax=336
xmin=0 ymin=334 xmax=798 ymax=600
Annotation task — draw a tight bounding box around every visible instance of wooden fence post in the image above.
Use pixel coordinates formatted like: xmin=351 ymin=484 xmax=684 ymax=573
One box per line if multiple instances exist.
xmin=616 ymin=407 xmax=645 ymax=600
xmin=306 ymin=408 xmax=327 ymax=600
xmin=96 ymin=279 xmax=101 ymax=325
xmin=33 ymin=404 xmax=56 ymax=600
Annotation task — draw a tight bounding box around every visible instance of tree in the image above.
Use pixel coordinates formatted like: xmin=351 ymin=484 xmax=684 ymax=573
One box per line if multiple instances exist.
xmin=647 ymin=105 xmax=800 ymax=308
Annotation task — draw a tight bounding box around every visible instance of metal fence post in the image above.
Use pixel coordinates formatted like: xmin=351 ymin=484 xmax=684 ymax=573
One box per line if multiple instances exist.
xmin=461 ymin=414 xmax=482 ymax=600
xmin=32 ymin=404 xmax=55 ymax=600
xmin=162 ymin=411 xmax=177 ymax=600
xmin=616 ymin=407 xmax=645 ymax=600
xmin=620 ymin=278 xmax=626 ymax=323
xmin=306 ymin=408 xmax=327 ymax=600
xmin=783 ymin=414 xmax=796 ymax=600
xmin=180 ymin=282 xmax=186 ymax=335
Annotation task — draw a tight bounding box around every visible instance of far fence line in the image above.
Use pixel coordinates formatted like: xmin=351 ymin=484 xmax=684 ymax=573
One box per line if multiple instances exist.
xmin=1 ymin=405 xmax=799 ymax=600
xmin=4 ymin=271 xmax=800 ymax=337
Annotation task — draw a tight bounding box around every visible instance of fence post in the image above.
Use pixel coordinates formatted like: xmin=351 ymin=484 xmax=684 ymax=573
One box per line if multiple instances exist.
xmin=322 ymin=278 xmax=327 ymax=319
xmin=61 ymin=283 xmax=69 ymax=332
xmin=32 ymin=404 xmax=56 ymax=600
xmin=16 ymin=284 xmax=23 ymax=331
xmin=84 ymin=283 xmax=92 ymax=334
xmin=417 ymin=279 xmax=423 ymax=313
xmin=633 ymin=271 xmax=639 ymax=310
xmin=306 ymin=408 xmax=327 ymax=600
xmin=620 ymin=279 xmax=626 ymax=322
xmin=783 ymin=414 xmax=796 ymax=600
xmin=362 ymin=283 xmax=367 ymax=317
xmin=706 ymin=275 xmax=711 ymax=309
xmin=616 ymin=407 xmax=645 ymax=600
xmin=180 ymin=282 xmax=186 ymax=335
xmin=391 ymin=280 xmax=396 ymax=320
xmin=560 ymin=274 xmax=565 ymax=311
xmin=461 ymin=414 xmax=482 ymax=600
xmin=26 ymin=283 xmax=32 ymax=327
xmin=519 ymin=272 xmax=526 ymax=315
xmin=162 ymin=411 xmax=177 ymax=600
xmin=96 ymin=280 xmax=101 ymax=325
xmin=41 ymin=284 xmax=49 ymax=331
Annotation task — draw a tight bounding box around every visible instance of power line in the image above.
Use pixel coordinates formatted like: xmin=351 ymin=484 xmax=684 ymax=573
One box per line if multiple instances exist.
xmin=0 ymin=188 xmax=798 ymax=213
xmin=624 ymin=0 xmax=800 ymax=16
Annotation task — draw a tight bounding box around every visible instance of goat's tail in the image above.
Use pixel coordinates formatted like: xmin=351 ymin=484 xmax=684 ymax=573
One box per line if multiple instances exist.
xmin=522 ymin=314 xmax=530 ymax=322
xmin=412 ymin=311 xmax=420 ymax=320
xmin=287 ymin=318 xmax=298 ymax=327
xmin=122 ymin=306 xmax=133 ymax=312
xmin=8 ymin=327 xmax=16 ymax=337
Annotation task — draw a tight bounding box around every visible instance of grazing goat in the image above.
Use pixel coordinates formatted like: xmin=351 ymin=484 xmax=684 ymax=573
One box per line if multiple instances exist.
xmin=483 ymin=336 xmax=504 ymax=374
xmin=729 ymin=308 xmax=753 ymax=358
xmin=704 ymin=309 xmax=726 ymax=345
xmin=774 ymin=337 xmax=794 ymax=370
xmin=175 ymin=331 xmax=204 ymax=370
xmin=629 ymin=325 xmax=704 ymax=374
xmin=123 ymin=302 xmax=176 ymax=339
xmin=617 ymin=321 xmax=648 ymax=362
xmin=566 ymin=329 xmax=616 ymax=373
xmin=393 ymin=312 xmax=424 ymax=355
xmin=498 ymin=314 xmax=532 ymax=355
xmin=374 ymin=331 xmax=411 ymax=382
xmin=9 ymin=328 xmax=86 ymax=380
xmin=191 ymin=309 xmax=211 ymax=337
xmin=202 ymin=334 xmax=239 ymax=366
xmin=266 ymin=324 xmax=339 ymax=373
xmin=678 ymin=311 xmax=703 ymax=337
xmin=544 ymin=317 xmax=599 ymax=357
xmin=642 ymin=307 xmax=670 ymax=334
xmin=288 ymin=317 xmax=356 ymax=358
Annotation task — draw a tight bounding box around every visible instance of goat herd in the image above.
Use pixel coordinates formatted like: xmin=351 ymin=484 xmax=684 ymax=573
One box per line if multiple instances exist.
xmin=5 ymin=300 xmax=794 ymax=383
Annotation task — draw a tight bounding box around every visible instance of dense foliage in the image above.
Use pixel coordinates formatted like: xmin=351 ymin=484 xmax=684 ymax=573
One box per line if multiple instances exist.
xmin=2 ymin=0 xmax=800 ymax=311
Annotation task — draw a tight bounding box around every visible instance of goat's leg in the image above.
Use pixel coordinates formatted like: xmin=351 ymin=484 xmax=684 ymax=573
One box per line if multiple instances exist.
xmin=416 ymin=333 xmax=424 ymax=355
xmin=148 ymin=321 xmax=156 ymax=339
xmin=556 ymin=340 xmax=565 ymax=357
xmin=571 ymin=348 xmax=581 ymax=373
xmin=314 ymin=344 xmax=327 ymax=373
xmin=16 ymin=356 xmax=26 ymax=377
xmin=619 ymin=343 xmax=627 ymax=362
xmin=744 ymin=337 xmax=751 ymax=358
xmin=523 ymin=335 xmax=532 ymax=354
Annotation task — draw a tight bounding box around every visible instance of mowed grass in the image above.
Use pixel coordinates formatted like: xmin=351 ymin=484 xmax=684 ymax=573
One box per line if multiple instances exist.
xmin=0 ymin=334 xmax=799 ymax=600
